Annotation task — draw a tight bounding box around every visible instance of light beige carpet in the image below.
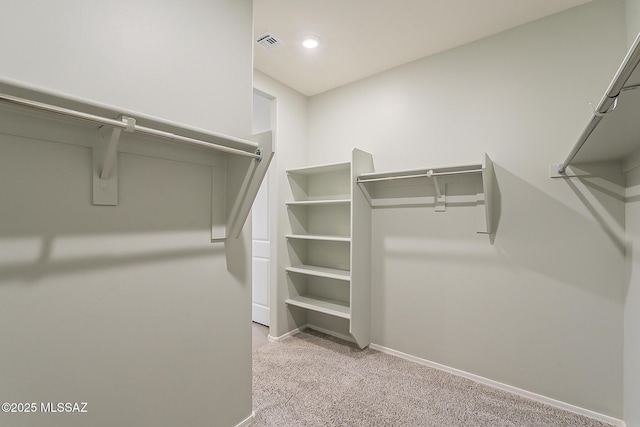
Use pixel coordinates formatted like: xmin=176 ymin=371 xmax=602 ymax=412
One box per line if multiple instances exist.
xmin=252 ymin=329 xmax=612 ymax=427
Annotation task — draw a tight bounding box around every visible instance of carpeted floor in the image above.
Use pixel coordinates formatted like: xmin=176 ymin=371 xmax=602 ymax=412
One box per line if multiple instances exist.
xmin=252 ymin=329 xmax=612 ymax=427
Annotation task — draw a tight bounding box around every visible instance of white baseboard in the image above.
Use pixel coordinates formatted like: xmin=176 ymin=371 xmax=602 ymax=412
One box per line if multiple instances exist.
xmin=267 ymin=325 xmax=307 ymax=342
xmin=235 ymin=411 xmax=254 ymax=427
xmin=369 ymin=343 xmax=625 ymax=427
xmin=267 ymin=324 xmax=356 ymax=344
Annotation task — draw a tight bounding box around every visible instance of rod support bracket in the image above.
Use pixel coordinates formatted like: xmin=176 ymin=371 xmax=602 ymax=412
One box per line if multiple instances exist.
xmin=255 ymin=147 xmax=263 ymax=162
xmin=93 ymin=127 xmax=121 ymax=206
xmin=550 ymin=163 xmax=575 ymax=178
xmin=92 ymin=115 xmax=136 ymax=205
xmin=426 ymin=170 xmax=446 ymax=211
xmin=123 ymin=115 xmax=136 ymax=132
xmin=591 ymin=96 xmax=619 ymax=117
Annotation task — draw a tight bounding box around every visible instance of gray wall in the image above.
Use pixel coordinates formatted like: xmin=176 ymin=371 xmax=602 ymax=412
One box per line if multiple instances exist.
xmin=306 ymin=0 xmax=627 ymax=417
xmin=624 ymin=3 xmax=640 ymax=423
xmin=0 ymin=1 xmax=254 ymax=426
xmin=625 ymin=165 xmax=640 ymax=427
xmin=627 ymin=0 xmax=640 ymax=47
xmin=0 ymin=0 xmax=252 ymax=136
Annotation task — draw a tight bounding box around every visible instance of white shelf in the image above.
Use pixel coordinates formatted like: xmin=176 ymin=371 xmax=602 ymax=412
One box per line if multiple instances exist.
xmin=556 ymin=32 xmax=640 ymax=173
xmin=285 ymin=295 xmax=351 ymax=319
xmin=286 ymin=265 xmax=351 ymax=281
xmin=571 ymin=86 xmax=640 ymax=167
xmin=356 ymin=154 xmax=494 ymax=234
xmin=287 ymin=162 xmax=351 ymax=176
xmin=286 ymin=234 xmax=351 ymax=242
xmin=287 ymin=199 xmax=350 ymax=207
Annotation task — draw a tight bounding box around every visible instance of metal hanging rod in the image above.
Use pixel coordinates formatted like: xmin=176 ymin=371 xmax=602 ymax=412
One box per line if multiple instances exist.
xmin=357 ymin=168 xmax=482 ymax=184
xmin=0 ymin=92 xmax=262 ymax=161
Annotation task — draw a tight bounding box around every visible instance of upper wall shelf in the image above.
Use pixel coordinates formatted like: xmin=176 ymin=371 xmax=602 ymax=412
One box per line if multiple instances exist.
xmin=554 ymin=33 xmax=640 ymax=176
xmin=357 ymin=154 xmax=494 ymax=234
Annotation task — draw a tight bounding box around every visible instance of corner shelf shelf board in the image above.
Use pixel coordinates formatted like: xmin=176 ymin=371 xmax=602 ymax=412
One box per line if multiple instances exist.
xmin=286 ymin=265 xmax=351 ymax=281
xmin=286 ymin=200 xmax=351 ymax=207
xmin=285 ymin=296 xmax=351 ymax=319
xmin=287 ymin=162 xmax=351 ymax=176
xmin=286 ymin=234 xmax=351 ymax=242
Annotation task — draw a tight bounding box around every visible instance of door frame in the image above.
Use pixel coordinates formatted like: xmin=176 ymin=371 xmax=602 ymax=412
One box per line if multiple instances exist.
xmin=252 ymin=88 xmax=277 ymax=331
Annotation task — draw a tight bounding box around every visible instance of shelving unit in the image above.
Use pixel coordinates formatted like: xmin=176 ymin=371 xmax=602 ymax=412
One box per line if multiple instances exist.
xmin=284 ymin=149 xmax=374 ymax=348
xmin=357 ymin=153 xmax=494 ymax=234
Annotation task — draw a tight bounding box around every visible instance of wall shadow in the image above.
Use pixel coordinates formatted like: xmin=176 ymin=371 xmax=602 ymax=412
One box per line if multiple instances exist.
xmin=0 ymin=235 xmax=224 ymax=284
xmin=492 ymin=164 xmax=625 ymax=303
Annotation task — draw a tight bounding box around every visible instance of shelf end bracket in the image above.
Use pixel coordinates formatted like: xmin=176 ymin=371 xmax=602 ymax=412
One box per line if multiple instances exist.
xmin=92 ymin=116 xmax=135 ymax=206
xmin=427 ymin=170 xmax=446 ymax=212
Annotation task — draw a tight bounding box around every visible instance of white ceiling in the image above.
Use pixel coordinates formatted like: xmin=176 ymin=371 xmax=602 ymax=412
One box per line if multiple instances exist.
xmin=253 ymin=0 xmax=593 ymax=96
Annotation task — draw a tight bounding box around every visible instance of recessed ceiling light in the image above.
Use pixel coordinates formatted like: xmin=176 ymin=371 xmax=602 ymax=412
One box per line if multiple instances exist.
xmin=301 ymin=37 xmax=319 ymax=49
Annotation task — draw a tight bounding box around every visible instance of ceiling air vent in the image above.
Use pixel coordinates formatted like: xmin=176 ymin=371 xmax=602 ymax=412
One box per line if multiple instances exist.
xmin=256 ymin=32 xmax=284 ymax=50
